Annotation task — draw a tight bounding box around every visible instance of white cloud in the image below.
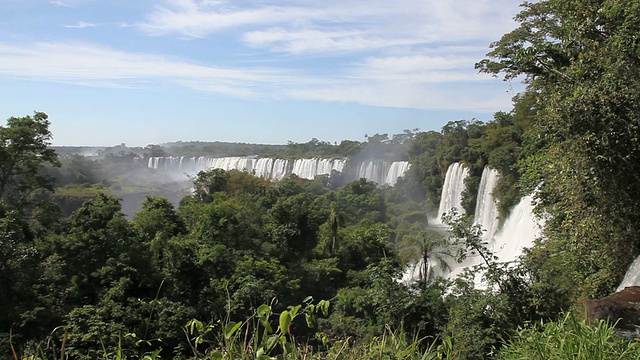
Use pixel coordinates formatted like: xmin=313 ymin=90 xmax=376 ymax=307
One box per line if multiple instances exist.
xmin=137 ymin=0 xmax=521 ymax=55
xmin=50 ymin=0 xmax=72 ymax=7
xmin=64 ymin=21 xmax=96 ymax=29
xmin=242 ymin=28 xmax=422 ymax=55
xmin=138 ymin=1 xmax=299 ymax=38
xmin=0 ymin=42 xmax=280 ymax=95
xmin=50 ymin=0 xmax=93 ymax=8
xmin=0 ymin=40 xmax=514 ymax=112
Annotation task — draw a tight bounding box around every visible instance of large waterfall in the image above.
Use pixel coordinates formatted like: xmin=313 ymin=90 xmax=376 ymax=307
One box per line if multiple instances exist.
xmin=355 ymin=160 xmax=411 ymax=186
xmin=144 ymin=156 xmax=409 ymax=186
xmin=490 ymin=194 xmax=538 ymax=262
xmin=410 ymin=162 xmax=541 ymax=285
xmin=386 ymin=161 xmax=411 ymax=186
xmin=473 ymin=168 xmax=500 ymax=241
xmin=434 ymin=162 xmax=469 ymax=223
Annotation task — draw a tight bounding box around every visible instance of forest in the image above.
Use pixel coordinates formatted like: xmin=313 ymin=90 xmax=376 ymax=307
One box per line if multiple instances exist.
xmin=4 ymin=0 xmax=640 ymax=359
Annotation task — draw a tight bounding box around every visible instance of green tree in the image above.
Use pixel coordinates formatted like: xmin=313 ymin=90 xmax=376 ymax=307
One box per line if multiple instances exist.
xmin=413 ymin=231 xmax=452 ymax=288
xmin=192 ymin=168 xmax=229 ymax=203
xmin=326 ymin=205 xmax=343 ymax=256
xmin=478 ymin=0 xmax=640 ymax=299
xmin=0 ymin=112 xmax=59 ymax=208
xmin=56 ymin=194 xmax=138 ymax=304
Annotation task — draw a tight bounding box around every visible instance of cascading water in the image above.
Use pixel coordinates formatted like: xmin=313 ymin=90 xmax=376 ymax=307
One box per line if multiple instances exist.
xmin=271 ymin=159 xmax=290 ymax=181
xmin=253 ymin=158 xmax=274 ymax=179
xmin=473 ymin=168 xmax=500 ymax=241
xmin=292 ymin=158 xmax=346 ymax=180
xmin=292 ymin=159 xmax=318 ymax=180
xmin=385 ymin=161 xmax=411 ymax=186
xmin=357 ymin=160 xmax=388 ymax=185
xmin=356 ymin=160 xmax=410 ymax=186
xmin=407 ymin=162 xmax=541 ymax=286
xmin=435 ymin=162 xmax=469 ymax=223
xmin=617 ymin=256 xmax=640 ymax=291
xmin=145 ymin=156 xmax=408 ymax=185
xmin=489 ymin=194 xmax=539 ymax=262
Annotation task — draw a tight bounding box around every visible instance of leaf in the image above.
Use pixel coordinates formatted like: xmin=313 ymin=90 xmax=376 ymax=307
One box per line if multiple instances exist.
xmin=279 ymin=310 xmax=292 ymax=335
xmin=257 ymin=304 xmax=273 ymax=332
xmin=289 ymin=304 xmax=301 ymax=318
xmin=266 ymin=334 xmax=279 ymax=351
xmin=224 ymin=321 xmax=242 ymax=340
xmin=305 ymin=313 xmax=316 ymax=328
xmin=257 ymin=304 xmax=271 ymax=318
xmin=318 ymin=300 xmax=330 ymax=316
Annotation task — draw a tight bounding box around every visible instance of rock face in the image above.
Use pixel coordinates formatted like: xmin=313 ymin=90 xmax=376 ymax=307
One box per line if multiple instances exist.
xmin=581 ymin=286 xmax=640 ymax=339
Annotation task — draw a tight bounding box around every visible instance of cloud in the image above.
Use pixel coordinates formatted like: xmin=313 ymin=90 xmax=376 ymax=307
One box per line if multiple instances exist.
xmin=50 ymin=0 xmax=72 ymax=7
xmin=0 ymin=40 xmax=515 ymax=111
xmin=138 ymin=1 xmax=297 ymax=38
xmin=0 ymin=42 xmax=280 ymax=95
xmin=137 ymin=0 xmax=521 ymax=54
xmin=64 ymin=21 xmax=96 ymax=29
xmin=242 ymin=28 xmax=422 ymax=55
xmin=50 ymin=0 xmax=93 ymax=7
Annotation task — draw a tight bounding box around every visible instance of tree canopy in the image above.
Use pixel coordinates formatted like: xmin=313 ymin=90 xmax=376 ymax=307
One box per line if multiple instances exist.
xmin=0 ymin=112 xmax=59 ymax=209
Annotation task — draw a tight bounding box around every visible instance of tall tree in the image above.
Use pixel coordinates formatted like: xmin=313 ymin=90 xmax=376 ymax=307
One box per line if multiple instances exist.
xmin=0 ymin=112 xmax=59 ymax=208
xmin=327 ymin=205 xmax=343 ymax=256
xmin=478 ymin=0 xmax=640 ymax=298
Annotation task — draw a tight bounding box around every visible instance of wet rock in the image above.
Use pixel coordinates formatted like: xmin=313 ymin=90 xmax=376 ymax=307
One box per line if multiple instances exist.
xmin=581 ymin=286 xmax=640 ymax=339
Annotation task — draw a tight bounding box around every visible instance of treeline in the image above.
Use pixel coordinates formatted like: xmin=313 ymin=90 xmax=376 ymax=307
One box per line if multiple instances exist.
xmin=55 ymin=132 xmax=416 ymax=162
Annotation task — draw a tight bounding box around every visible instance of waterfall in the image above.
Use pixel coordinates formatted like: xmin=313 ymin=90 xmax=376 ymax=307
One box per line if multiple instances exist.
xmin=617 ymin=256 xmax=640 ymax=291
xmin=207 ymin=157 xmax=255 ymax=173
xmin=473 ymin=168 xmax=500 ymax=241
xmin=436 ymin=194 xmax=540 ymax=286
xmin=385 ymin=161 xmax=411 ymax=186
xmin=355 ymin=160 xmax=409 ymax=186
xmin=292 ymin=159 xmax=319 ymax=180
xmin=271 ymin=159 xmax=290 ymax=180
xmin=289 ymin=158 xmax=347 ymax=180
xmin=357 ymin=160 xmax=388 ymax=185
xmin=489 ymin=194 xmax=539 ymax=263
xmin=254 ymin=158 xmax=274 ymax=179
xmin=406 ymin=163 xmax=540 ymax=286
xmin=436 ymin=162 xmax=469 ymax=222
xmin=145 ymin=156 xmax=407 ymax=185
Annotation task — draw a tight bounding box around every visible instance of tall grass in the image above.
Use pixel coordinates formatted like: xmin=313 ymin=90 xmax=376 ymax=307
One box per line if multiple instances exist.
xmin=499 ymin=313 xmax=640 ymax=360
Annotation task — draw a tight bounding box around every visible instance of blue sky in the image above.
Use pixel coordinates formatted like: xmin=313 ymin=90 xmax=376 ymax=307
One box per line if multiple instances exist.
xmin=0 ymin=0 xmax=525 ymax=146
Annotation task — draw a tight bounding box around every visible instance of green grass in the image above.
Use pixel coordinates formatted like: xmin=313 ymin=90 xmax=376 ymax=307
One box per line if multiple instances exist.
xmin=499 ymin=313 xmax=640 ymax=360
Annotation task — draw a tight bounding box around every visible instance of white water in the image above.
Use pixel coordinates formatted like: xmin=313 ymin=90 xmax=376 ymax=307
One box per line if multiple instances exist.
xmin=145 ymin=156 xmax=409 ymax=186
xmin=617 ymin=256 xmax=640 ymax=292
xmin=406 ymin=162 xmax=541 ymax=286
xmin=473 ymin=168 xmax=500 ymax=241
xmin=386 ymin=161 xmax=411 ymax=186
xmin=292 ymin=158 xmax=345 ymax=180
xmin=490 ymin=194 xmax=539 ymax=262
xmin=356 ymin=160 xmax=387 ymax=185
xmin=434 ymin=163 xmax=469 ymax=224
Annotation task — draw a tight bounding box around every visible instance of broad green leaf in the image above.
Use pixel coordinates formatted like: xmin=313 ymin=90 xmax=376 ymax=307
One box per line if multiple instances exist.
xmin=224 ymin=321 xmax=242 ymax=339
xmin=279 ymin=310 xmax=292 ymax=335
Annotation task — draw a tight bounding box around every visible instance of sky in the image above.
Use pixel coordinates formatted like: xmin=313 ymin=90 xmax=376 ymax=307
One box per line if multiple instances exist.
xmin=0 ymin=0 xmax=525 ymax=147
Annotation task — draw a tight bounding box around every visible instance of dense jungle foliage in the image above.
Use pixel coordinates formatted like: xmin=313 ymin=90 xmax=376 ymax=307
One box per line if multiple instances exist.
xmin=4 ymin=0 xmax=640 ymax=358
